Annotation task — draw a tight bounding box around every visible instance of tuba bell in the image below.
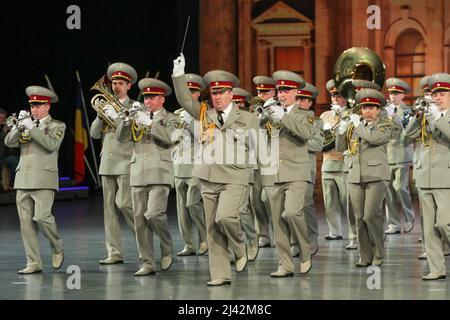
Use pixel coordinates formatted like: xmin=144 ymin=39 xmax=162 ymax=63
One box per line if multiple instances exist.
xmin=333 ymin=47 xmax=386 ymax=109
xmin=90 ymin=75 xmax=126 ymax=129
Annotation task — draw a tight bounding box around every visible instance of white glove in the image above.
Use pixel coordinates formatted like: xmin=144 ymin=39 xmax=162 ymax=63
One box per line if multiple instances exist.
xmin=180 ymin=110 xmax=192 ymax=124
xmin=337 ymin=119 xmax=350 ymax=134
xmin=330 ymin=104 xmax=343 ymax=114
xmin=18 ymin=110 xmax=29 ymax=119
xmin=425 ymin=103 xmax=441 ymax=121
xmin=104 ymin=104 xmax=119 ymax=120
xmin=323 ymin=122 xmax=333 ymax=131
xmin=136 ymin=110 xmax=152 ymax=126
xmin=21 ymin=117 xmax=33 ymax=130
xmin=263 ymin=97 xmax=278 ymax=108
xmin=173 ymin=53 xmax=185 ymax=77
xmin=268 ymin=104 xmax=285 ymax=123
xmin=386 ymin=103 xmax=395 ymax=117
xmin=350 ymin=114 xmax=361 ymax=127
xmin=130 ymin=101 xmax=143 ymax=113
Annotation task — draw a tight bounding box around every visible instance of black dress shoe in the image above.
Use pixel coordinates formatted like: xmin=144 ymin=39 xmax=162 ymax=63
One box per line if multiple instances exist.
xmin=324 ymin=235 xmax=343 ymax=240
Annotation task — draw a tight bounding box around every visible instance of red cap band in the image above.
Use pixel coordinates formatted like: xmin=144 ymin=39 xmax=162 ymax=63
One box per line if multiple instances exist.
xmin=29 ymin=95 xmax=51 ymax=103
xmin=256 ymin=84 xmax=275 ymax=90
xmin=187 ymin=82 xmax=201 ymax=90
xmin=431 ymin=82 xmax=450 ymax=93
xmin=276 ymin=80 xmax=299 ymax=89
xmin=359 ymin=97 xmax=381 ymax=106
xmin=388 ymin=85 xmax=406 ymax=93
xmin=111 ymin=71 xmax=132 ymax=81
xmin=143 ymin=87 xmax=165 ymax=95
xmin=296 ymin=90 xmax=312 ymax=98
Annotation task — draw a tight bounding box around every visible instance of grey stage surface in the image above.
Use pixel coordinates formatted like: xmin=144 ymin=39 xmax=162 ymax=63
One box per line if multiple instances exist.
xmin=0 ymin=192 xmax=449 ymax=300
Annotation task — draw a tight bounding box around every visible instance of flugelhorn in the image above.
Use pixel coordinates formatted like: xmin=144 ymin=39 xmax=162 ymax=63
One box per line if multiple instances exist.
xmin=90 ymin=75 xmax=126 ymax=129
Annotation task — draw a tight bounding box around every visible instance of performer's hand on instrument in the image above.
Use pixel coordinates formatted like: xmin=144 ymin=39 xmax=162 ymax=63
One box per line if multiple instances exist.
xmin=386 ymin=103 xmax=395 ymax=117
xmin=337 ymin=119 xmax=350 ymax=134
xmin=268 ymin=104 xmax=284 ymax=123
xmin=425 ymin=103 xmax=441 ymax=121
xmin=136 ymin=110 xmax=152 ymax=126
xmin=21 ymin=117 xmax=33 ymax=130
xmin=18 ymin=110 xmax=29 ymax=119
xmin=330 ymin=104 xmax=342 ymax=115
xmin=173 ymin=53 xmax=185 ymax=77
xmin=323 ymin=122 xmax=333 ymax=131
xmin=104 ymin=104 xmax=119 ymax=120
xmin=180 ymin=110 xmax=192 ymax=124
xmin=129 ymin=101 xmax=142 ymax=113
xmin=263 ymin=97 xmax=277 ymax=109
xmin=350 ymin=113 xmax=361 ymax=127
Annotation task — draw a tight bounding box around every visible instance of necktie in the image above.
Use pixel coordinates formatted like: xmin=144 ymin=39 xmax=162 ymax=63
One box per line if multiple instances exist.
xmin=150 ymin=112 xmax=154 ymax=120
xmin=217 ymin=111 xmax=224 ymax=126
xmin=283 ymin=108 xmax=287 ymax=113
xmin=394 ymin=107 xmax=397 ymax=114
xmin=35 ymin=120 xmax=40 ymax=128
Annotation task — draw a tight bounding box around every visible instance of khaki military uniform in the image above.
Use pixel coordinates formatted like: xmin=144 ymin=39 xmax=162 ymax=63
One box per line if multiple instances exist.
xmin=385 ymin=104 xmax=415 ymax=230
xmin=305 ymin=113 xmax=324 ymax=245
xmin=116 ymin=108 xmax=176 ymax=271
xmin=90 ymin=98 xmax=136 ymax=260
xmin=172 ymin=74 xmax=259 ymax=282
xmin=173 ymin=118 xmax=207 ymax=253
xmin=405 ymin=112 xmax=450 ymax=274
xmin=320 ymin=110 xmax=356 ymax=240
xmin=5 ymin=116 xmax=65 ymax=269
xmin=336 ymin=118 xmax=394 ymax=264
xmin=262 ymin=106 xmax=314 ymax=272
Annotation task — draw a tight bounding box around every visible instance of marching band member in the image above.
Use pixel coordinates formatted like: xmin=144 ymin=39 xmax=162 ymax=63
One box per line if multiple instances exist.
xmin=173 ymin=73 xmax=208 ymax=257
xmin=295 ymin=83 xmax=323 ymax=256
xmin=116 ymin=78 xmax=177 ymax=276
xmin=172 ymin=54 xmax=260 ymax=286
xmin=262 ymin=70 xmax=314 ymax=277
xmin=336 ymin=89 xmax=396 ymax=267
xmin=384 ymin=78 xmax=415 ymax=235
xmin=5 ymin=86 xmax=65 ymax=274
xmin=405 ymin=73 xmax=450 ymax=280
xmin=90 ymin=62 xmax=137 ymax=265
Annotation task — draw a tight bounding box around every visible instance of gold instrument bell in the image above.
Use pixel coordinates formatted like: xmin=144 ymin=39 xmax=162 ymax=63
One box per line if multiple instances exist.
xmin=333 ymin=47 xmax=386 ymax=109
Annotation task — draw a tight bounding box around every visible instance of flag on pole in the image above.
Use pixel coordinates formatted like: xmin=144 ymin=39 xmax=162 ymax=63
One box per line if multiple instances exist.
xmin=74 ymin=71 xmax=89 ymax=184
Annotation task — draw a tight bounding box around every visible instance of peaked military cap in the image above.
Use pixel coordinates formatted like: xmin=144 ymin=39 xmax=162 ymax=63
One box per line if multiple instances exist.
xmin=272 ymin=70 xmax=305 ymax=90
xmin=185 ymin=73 xmax=206 ymax=91
xmin=326 ymin=79 xmax=339 ymax=95
xmin=26 ymin=86 xmax=59 ymax=104
xmin=296 ymin=82 xmax=318 ymax=99
xmin=352 ymin=79 xmax=381 ymax=92
xmin=138 ymin=78 xmax=172 ymax=96
xmin=356 ymin=88 xmax=386 ymax=107
xmin=419 ymin=76 xmax=431 ymax=93
xmin=253 ymin=76 xmax=276 ymax=91
xmin=386 ymin=78 xmax=410 ymax=94
xmin=427 ymin=73 xmax=450 ymax=93
xmin=107 ymin=62 xmax=138 ymax=84
xmin=203 ymin=70 xmax=240 ymax=93
xmin=232 ymin=87 xmax=252 ymax=103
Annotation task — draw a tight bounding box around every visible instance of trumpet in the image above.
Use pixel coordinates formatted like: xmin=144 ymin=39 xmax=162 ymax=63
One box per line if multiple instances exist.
xmin=119 ymin=102 xmax=147 ymax=122
xmin=411 ymin=97 xmax=432 ymax=115
xmin=253 ymin=97 xmax=281 ymax=120
xmin=6 ymin=112 xmax=33 ymax=130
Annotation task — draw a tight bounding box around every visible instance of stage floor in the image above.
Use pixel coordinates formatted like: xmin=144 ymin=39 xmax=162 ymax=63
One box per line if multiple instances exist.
xmin=0 ymin=192 xmax=448 ymax=300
